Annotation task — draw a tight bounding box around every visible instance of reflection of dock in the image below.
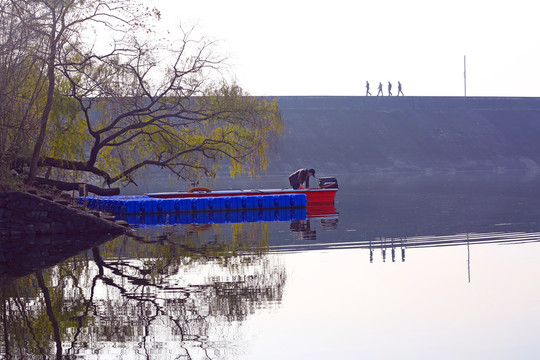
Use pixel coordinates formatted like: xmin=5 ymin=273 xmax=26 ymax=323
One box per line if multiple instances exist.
xmin=119 ymin=204 xmax=339 ymax=228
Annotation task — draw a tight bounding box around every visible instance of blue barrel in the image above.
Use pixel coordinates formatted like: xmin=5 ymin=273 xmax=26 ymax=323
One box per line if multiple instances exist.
xmin=156 ymin=200 xmax=164 ymax=213
xmin=277 ymin=195 xmax=289 ymax=208
xmin=164 ymin=199 xmax=174 ymax=212
xmin=117 ymin=200 xmax=127 ymax=214
xmin=229 ymin=197 xmax=242 ymax=210
xmin=192 ymin=198 xmax=209 ymax=211
xmin=210 ymin=197 xmax=226 ymax=210
xmin=138 ymin=199 xmax=147 ymax=214
xmin=157 ymin=199 xmax=171 ymax=213
xmin=224 ymin=197 xmax=232 ymax=209
xmin=97 ymin=198 xmax=104 ymax=211
xmin=118 ymin=200 xmax=126 ymax=213
xmin=143 ymin=199 xmax=155 ymax=214
xmin=102 ymin=199 xmax=110 ymax=211
xmin=98 ymin=198 xmax=105 ymax=211
xmin=172 ymin=199 xmax=185 ymax=212
xmin=243 ymin=196 xmax=258 ymax=209
xmin=126 ymin=200 xmax=138 ymax=214
xmin=111 ymin=200 xmax=119 ymax=213
xmin=258 ymin=196 xmax=273 ymax=208
xmin=290 ymin=194 xmax=307 ymax=207
xmin=148 ymin=199 xmax=156 ymax=214
xmin=124 ymin=200 xmax=131 ymax=214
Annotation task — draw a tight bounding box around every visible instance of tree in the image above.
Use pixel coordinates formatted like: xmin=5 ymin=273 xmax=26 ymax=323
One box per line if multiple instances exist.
xmin=1 ymin=0 xmax=162 ymax=184
xmin=1 ymin=0 xmax=282 ymax=193
xmin=0 ymin=1 xmax=46 ymax=176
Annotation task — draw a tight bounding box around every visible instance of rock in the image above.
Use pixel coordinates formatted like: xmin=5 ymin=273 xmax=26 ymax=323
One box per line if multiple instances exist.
xmin=115 ymin=220 xmax=130 ymax=227
xmin=1 ymin=190 xmax=127 ymax=237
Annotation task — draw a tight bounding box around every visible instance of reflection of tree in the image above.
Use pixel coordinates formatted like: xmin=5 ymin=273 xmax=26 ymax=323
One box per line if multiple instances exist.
xmin=35 ymin=270 xmax=62 ymax=360
xmin=1 ymin=250 xmax=94 ymax=359
xmin=1 ymin=222 xmax=286 ymax=358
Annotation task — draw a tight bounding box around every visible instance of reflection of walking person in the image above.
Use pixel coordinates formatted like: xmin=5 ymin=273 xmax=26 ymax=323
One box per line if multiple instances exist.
xmin=388 ymin=82 xmax=393 ymax=96
xmin=377 ymin=82 xmax=383 ymax=96
xmin=366 ymin=81 xmax=371 ymax=96
xmin=397 ymin=81 xmax=404 ymax=96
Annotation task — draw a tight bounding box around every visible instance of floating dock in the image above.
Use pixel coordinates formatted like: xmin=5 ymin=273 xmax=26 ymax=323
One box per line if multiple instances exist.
xmin=79 ymin=193 xmax=307 ymax=215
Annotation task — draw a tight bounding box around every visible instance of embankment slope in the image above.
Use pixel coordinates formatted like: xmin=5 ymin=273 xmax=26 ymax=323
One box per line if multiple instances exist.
xmin=269 ymin=96 xmax=540 ymax=175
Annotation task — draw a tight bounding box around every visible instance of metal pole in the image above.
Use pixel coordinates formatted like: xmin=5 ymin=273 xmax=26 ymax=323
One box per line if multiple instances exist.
xmin=464 ymin=55 xmax=467 ymax=97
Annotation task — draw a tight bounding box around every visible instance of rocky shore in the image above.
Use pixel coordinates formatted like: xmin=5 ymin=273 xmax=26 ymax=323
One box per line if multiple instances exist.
xmin=0 ymin=187 xmax=129 ymax=238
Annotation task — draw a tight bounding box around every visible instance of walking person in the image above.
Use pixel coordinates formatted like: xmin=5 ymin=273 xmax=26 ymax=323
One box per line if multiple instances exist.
xmin=388 ymin=82 xmax=393 ymax=96
xmin=377 ymin=82 xmax=383 ymax=96
xmin=366 ymin=81 xmax=372 ymax=96
xmin=397 ymin=81 xmax=404 ymax=96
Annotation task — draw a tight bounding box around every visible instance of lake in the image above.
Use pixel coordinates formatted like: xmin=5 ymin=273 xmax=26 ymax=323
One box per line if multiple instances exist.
xmin=2 ymin=172 xmax=540 ymax=359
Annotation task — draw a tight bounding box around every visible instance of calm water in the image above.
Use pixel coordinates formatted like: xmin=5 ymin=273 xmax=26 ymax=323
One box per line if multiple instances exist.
xmin=2 ymin=173 xmax=540 ymax=359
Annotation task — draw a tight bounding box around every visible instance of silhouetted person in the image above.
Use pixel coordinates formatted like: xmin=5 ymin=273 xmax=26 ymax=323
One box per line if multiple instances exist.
xmin=397 ymin=81 xmax=404 ymax=96
xmin=388 ymin=82 xmax=392 ymax=96
xmin=377 ymin=82 xmax=383 ymax=96
xmin=366 ymin=81 xmax=371 ymax=96
xmin=289 ymin=168 xmax=315 ymax=189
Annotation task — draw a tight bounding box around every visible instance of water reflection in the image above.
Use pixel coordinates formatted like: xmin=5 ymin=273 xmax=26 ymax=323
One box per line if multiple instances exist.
xmin=3 ymin=227 xmax=539 ymax=358
xmin=116 ymin=203 xmax=339 ymax=230
xmin=289 ymin=220 xmax=316 ymax=240
xmin=0 ymin=233 xmax=117 ymax=280
xmin=0 ymin=224 xmax=286 ymax=359
xmin=3 ymin=173 xmax=540 ymax=358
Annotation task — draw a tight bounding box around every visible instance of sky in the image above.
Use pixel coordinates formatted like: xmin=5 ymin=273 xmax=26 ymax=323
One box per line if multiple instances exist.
xmin=152 ymin=0 xmax=540 ymax=97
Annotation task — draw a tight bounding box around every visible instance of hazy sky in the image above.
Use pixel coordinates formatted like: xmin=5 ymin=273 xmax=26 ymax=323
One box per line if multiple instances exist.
xmin=153 ymin=0 xmax=540 ymax=97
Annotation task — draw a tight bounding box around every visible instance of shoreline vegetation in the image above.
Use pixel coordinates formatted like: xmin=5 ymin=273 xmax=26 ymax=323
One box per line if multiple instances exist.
xmin=1 ymin=0 xmax=283 ymax=207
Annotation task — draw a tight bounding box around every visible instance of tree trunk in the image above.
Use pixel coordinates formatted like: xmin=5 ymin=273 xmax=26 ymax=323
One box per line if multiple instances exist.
xmin=33 ymin=177 xmax=121 ymax=196
xmin=36 ymin=270 xmax=63 ymax=360
xmin=26 ymin=27 xmax=57 ymax=184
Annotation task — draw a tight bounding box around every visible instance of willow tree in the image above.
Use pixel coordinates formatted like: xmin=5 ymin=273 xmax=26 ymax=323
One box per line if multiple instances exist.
xmin=0 ymin=0 xmax=158 ymax=184
xmin=38 ymin=28 xmax=283 ymax=193
xmin=0 ymin=1 xmax=46 ymax=176
xmin=1 ymin=0 xmax=282 ymax=193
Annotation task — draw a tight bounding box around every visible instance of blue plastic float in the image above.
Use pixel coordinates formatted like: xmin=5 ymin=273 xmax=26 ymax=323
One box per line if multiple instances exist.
xmin=78 ymin=193 xmax=307 ymax=215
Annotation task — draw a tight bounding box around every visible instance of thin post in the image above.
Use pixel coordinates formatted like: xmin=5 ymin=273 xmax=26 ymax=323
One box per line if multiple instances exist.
xmin=464 ymin=55 xmax=467 ymax=97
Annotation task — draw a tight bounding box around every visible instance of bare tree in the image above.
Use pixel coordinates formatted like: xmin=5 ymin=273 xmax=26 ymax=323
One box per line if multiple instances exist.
xmin=0 ymin=1 xmax=45 ymax=173
xmin=0 ymin=0 xmax=282 ymax=193
xmin=10 ymin=0 xmax=160 ymax=184
xmin=46 ymin=28 xmax=282 ymax=189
